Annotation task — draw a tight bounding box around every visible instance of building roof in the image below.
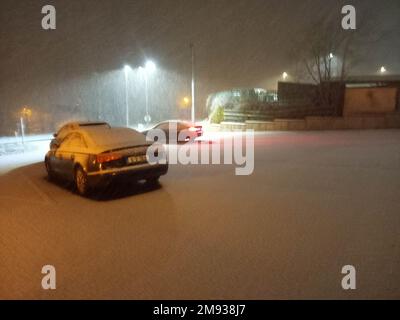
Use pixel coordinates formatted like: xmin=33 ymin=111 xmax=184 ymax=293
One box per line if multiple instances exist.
xmin=333 ymin=75 xmax=400 ymax=83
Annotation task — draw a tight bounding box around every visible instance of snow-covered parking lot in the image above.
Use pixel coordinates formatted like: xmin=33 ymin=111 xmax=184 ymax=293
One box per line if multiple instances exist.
xmin=1 ymin=130 xmax=400 ymax=299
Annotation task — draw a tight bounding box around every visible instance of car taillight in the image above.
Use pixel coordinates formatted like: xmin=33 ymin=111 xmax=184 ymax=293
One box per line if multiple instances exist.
xmin=96 ymin=152 xmax=123 ymax=164
xmin=189 ymin=126 xmax=203 ymax=132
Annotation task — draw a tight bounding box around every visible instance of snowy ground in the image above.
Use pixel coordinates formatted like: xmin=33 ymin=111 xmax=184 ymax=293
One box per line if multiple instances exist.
xmin=0 ymin=130 xmax=399 ymax=299
xmin=0 ymin=135 xmax=51 ymax=174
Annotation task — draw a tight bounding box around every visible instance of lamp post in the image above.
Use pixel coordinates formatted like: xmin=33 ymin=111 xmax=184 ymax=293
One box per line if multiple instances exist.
xmin=123 ymin=65 xmax=132 ymax=127
xmin=190 ymin=43 xmax=196 ymax=124
xmin=20 ymin=107 xmax=32 ymax=148
xmin=141 ymin=60 xmax=156 ymax=124
xmin=329 ymin=53 xmax=334 ymax=78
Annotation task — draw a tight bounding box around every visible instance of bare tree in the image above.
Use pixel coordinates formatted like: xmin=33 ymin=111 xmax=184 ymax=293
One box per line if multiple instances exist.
xmin=291 ymin=4 xmax=385 ymax=114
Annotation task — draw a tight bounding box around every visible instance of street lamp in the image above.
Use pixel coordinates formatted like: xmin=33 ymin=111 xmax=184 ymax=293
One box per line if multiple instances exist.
xmin=282 ymin=72 xmax=288 ymax=80
xmin=21 ymin=107 xmax=32 ymax=118
xmin=145 ymin=60 xmax=156 ymax=73
xmin=123 ymin=65 xmax=132 ymax=127
xmin=183 ymin=97 xmax=190 ymax=106
xmin=141 ymin=60 xmax=157 ymax=124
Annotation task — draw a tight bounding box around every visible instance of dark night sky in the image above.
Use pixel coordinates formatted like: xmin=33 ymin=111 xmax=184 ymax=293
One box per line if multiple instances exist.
xmin=1 ymin=0 xmax=399 ymax=127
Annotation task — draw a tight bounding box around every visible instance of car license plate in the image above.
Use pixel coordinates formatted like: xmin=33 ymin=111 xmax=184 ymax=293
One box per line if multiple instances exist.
xmin=127 ymin=155 xmax=147 ymax=164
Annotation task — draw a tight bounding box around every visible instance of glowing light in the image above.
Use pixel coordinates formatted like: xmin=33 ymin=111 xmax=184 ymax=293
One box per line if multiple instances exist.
xmin=282 ymin=72 xmax=288 ymax=80
xmin=123 ymin=65 xmax=132 ymax=73
xmin=329 ymin=53 xmax=334 ymax=59
xmin=380 ymin=66 xmax=387 ymax=74
xmin=145 ymin=60 xmax=156 ymax=73
xmin=21 ymin=107 xmax=32 ymax=117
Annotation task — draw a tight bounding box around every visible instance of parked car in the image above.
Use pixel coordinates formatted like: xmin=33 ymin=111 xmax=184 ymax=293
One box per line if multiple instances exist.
xmin=142 ymin=120 xmax=203 ymax=144
xmin=45 ymin=123 xmax=168 ymax=196
xmin=50 ymin=121 xmax=110 ymax=150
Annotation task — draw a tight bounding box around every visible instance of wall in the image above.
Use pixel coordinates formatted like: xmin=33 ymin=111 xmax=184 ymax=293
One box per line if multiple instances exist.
xmin=343 ymin=87 xmax=398 ymax=116
xmin=219 ymin=114 xmax=400 ymax=132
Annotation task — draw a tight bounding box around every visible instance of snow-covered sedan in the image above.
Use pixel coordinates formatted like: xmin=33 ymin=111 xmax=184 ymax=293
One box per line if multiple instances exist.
xmin=45 ymin=123 xmax=168 ymax=196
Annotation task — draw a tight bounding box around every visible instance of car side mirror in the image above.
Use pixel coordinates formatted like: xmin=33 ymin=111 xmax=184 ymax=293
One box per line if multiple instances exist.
xmin=51 ymin=139 xmax=60 ymax=149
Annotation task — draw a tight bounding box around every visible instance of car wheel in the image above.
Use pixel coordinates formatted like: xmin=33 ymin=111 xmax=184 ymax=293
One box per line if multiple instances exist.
xmin=45 ymin=158 xmax=55 ymax=180
xmin=75 ymin=166 xmax=89 ymax=196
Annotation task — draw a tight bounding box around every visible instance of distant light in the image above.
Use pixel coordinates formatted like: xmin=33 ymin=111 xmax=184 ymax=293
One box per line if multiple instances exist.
xmin=254 ymin=88 xmax=266 ymax=94
xmin=282 ymin=72 xmax=288 ymax=80
xmin=380 ymin=66 xmax=387 ymax=74
xmin=124 ymin=65 xmax=132 ymax=73
xmin=329 ymin=53 xmax=334 ymax=59
xmin=21 ymin=107 xmax=32 ymax=117
xmin=233 ymin=91 xmax=241 ymax=97
xmin=183 ymin=97 xmax=190 ymax=105
xmin=145 ymin=60 xmax=156 ymax=73
xmin=144 ymin=114 xmax=152 ymax=123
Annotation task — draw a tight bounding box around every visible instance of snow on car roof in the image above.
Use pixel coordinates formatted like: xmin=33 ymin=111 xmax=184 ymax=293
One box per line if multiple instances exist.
xmin=56 ymin=121 xmax=110 ymax=136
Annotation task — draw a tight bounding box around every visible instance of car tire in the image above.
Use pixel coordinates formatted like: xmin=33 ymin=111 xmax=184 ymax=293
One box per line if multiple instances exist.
xmin=45 ymin=158 xmax=55 ymax=180
xmin=75 ymin=166 xmax=89 ymax=196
